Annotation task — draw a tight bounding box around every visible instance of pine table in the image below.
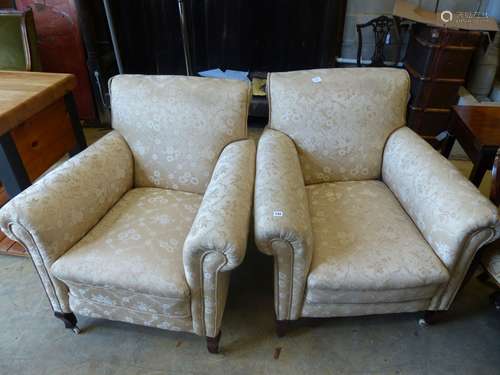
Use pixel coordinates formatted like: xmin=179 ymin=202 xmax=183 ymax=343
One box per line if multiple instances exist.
xmin=0 ymin=71 xmax=87 ymax=256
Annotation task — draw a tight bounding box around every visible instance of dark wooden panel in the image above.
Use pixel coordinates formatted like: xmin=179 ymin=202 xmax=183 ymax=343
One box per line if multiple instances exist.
xmin=408 ymin=70 xmax=461 ymax=109
xmin=407 ymin=107 xmax=451 ymax=136
xmin=406 ymin=25 xmax=481 ymax=80
xmin=405 ymin=24 xmax=481 ymax=141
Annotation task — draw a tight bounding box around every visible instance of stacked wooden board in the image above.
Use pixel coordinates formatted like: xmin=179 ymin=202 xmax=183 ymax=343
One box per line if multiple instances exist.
xmin=0 ymin=185 xmax=25 ymax=256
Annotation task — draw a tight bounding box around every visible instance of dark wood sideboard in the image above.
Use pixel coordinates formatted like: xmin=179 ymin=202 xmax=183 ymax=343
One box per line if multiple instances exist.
xmin=405 ymin=23 xmax=482 ymax=146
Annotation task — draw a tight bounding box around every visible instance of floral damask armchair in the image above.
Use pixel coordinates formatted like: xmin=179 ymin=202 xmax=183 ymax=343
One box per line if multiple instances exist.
xmin=0 ymin=75 xmax=255 ymax=353
xmin=254 ymin=68 xmax=499 ymax=335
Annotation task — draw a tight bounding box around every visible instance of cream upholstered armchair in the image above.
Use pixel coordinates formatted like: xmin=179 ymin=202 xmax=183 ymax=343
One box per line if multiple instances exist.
xmin=254 ymin=68 xmax=499 ymax=335
xmin=0 ymin=75 xmax=255 ymax=353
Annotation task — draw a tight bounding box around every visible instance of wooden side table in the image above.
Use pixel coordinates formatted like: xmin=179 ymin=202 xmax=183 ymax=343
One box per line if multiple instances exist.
xmin=0 ymin=71 xmax=86 ymax=198
xmin=441 ymin=105 xmax=500 ymax=187
xmin=0 ymin=71 xmax=87 ymax=256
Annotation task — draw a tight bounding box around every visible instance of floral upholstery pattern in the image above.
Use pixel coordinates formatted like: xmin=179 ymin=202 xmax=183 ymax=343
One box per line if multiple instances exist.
xmin=69 ymin=295 xmax=193 ymax=333
xmin=0 ymin=131 xmax=133 ymax=313
xmin=184 ymin=139 xmax=256 ymax=336
xmin=110 ymin=75 xmax=250 ymax=194
xmin=302 ymin=300 xmax=432 ymax=318
xmin=51 ymin=188 xmax=201 ymax=324
xmin=304 ymin=181 xmax=449 ymax=310
xmin=0 ymin=75 xmax=255 ymax=340
xmin=383 ymin=127 xmax=498 ymax=309
xmin=267 ymin=68 xmax=409 ymax=184
xmin=254 ymin=129 xmax=314 ymax=320
xmin=255 ymin=67 xmax=498 ymax=322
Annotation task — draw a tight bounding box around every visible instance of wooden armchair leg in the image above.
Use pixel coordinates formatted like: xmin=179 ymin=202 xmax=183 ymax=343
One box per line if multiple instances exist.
xmin=206 ymin=331 xmax=221 ymax=354
xmin=54 ymin=312 xmax=81 ymax=334
xmin=276 ymin=319 xmax=290 ymax=338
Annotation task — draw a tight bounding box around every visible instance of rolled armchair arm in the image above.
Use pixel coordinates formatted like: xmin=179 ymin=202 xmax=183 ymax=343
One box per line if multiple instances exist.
xmin=382 ymin=127 xmax=499 ymax=309
xmin=183 ymin=139 xmax=255 ymax=336
xmin=0 ymin=131 xmax=133 ymax=312
xmin=254 ymin=128 xmax=314 ymax=320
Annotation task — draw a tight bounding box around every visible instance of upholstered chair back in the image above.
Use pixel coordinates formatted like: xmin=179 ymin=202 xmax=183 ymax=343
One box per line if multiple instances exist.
xmin=110 ymin=75 xmax=250 ymax=194
xmin=267 ymin=68 xmax=410 ymax=184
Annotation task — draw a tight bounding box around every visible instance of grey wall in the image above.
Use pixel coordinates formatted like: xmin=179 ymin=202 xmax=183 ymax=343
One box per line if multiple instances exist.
xmin=341 ymin=0 xmax=493 ymax=61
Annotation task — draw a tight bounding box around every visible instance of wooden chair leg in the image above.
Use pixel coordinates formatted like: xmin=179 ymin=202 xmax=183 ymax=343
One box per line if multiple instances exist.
xmin=54 ymin=312 xmax=81 ymax=334
xmin=206 ymin=331 xmax=221 ymax=354
xmin=276 ymin=319 xmax=289 ymax=338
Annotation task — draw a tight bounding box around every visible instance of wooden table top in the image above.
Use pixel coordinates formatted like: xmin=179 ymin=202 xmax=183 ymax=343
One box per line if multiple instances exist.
xmin=453 ymin=105 xmax=500 ymax=147
xmin=0 ymin=71 xmax=76 ymax=136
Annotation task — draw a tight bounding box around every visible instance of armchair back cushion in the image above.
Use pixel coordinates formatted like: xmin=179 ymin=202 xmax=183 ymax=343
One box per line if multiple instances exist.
xmin=110 ymin=75 xmax=250 ymax=194
xmin=267 ymin=68 xmax=409 ymax=184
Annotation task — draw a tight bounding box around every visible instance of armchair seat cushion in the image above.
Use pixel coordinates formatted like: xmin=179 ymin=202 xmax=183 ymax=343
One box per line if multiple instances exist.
xmin=304 ymin=181 xmax=449 ymax=306
xmin=51 ymin=188 xmax=202 ymax=319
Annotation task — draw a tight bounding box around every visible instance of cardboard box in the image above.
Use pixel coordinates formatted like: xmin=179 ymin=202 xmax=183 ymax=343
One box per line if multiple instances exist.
xmin=393 ymin=0 xmax=498 ymax=32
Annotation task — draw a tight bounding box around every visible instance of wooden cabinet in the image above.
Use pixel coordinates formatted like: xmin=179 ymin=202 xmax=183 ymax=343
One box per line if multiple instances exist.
xmin=405 ymin=24 xmax=481 ymax=145
xmin=15 ymin=0 xmax=97 ymax=123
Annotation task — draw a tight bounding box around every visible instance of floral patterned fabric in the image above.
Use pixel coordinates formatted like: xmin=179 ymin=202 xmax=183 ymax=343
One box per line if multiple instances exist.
xmin=256 ymin=68 xmax=498 ymax=321
xmin=267 ymin=68 xmax=409 ymax=184
xmin=431 ymin=228 xmax=498 ymax=310
xmin=0 ymin=131 xmax=133 ymax=313
xmin=302 ymin=299 xmax=431 ymax=318
xmin=304 ymin=181 xmax=449 ymax=309
xmin=254 ymin=129 xmax=314 ymax=320
xmin=65 ymin=280 xmax=191 ymax=319
xmin=51 ymin=188 xmax=201 ymax=317
xmin=184 ymin=139 xmax=256 ymax=337
xmin=110 ymin=75 xmax=250 ymax=194
xmin=69 ymin=294 xmax=193 ymax=333
xmin=383 ymin=127 xmax=499 ymax=309
xmin=0 ymin=75 xmax=255 ymax=339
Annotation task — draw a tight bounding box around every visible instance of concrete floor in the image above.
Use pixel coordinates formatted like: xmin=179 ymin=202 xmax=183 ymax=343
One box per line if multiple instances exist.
xmin=1 ymin=129 xmax=499 ymax=374
xmin=1 ymin=241 xmax=500 ymax=375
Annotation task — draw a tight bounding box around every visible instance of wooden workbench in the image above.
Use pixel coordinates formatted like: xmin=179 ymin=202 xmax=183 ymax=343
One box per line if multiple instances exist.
xmin=0 ymin=71 xmax=87 ymax=256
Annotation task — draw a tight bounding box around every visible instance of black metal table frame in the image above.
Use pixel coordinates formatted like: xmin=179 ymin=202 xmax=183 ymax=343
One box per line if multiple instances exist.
xmin=0 ymin=92 xmax=87 ymax=199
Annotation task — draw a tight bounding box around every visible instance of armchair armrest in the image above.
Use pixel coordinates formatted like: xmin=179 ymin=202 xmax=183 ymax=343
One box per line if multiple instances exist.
xmin=382 ymin=127 xmax=498 ymax=309
xmin=183 ymin=139 xmax=255 ymax=336
xmin=254 ymin=128 xmax=314 ymax=320
xmin=0 ymin=131 xmax=133 ymax=312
